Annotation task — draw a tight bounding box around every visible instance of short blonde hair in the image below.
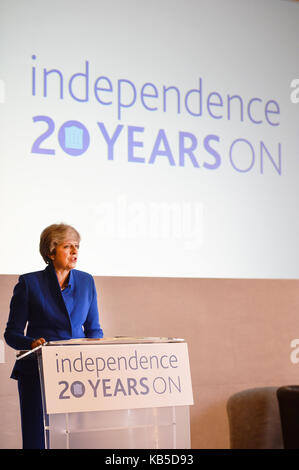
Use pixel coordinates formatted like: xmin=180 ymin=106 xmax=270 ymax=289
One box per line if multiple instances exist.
xmin=39 ymin=223 xmax=81 ymax=264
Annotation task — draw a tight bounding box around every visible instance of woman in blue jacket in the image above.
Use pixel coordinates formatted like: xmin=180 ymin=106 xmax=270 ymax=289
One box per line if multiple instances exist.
xmin=4 ymin=223 xmax=104 ymax=449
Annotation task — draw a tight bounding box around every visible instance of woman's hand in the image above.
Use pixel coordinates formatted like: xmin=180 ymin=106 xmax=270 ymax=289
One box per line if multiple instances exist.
xmin=31 ymin=337 xmax=46 ymax=349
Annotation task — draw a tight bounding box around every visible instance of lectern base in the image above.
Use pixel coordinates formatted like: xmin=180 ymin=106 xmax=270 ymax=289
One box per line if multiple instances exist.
xmin=45 ymin=406 xmax=190 ymax=449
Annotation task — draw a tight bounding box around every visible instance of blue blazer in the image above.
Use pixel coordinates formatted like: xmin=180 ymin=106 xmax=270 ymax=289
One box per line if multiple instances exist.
xmin=4 ymin=262 xmax=104 ymax=378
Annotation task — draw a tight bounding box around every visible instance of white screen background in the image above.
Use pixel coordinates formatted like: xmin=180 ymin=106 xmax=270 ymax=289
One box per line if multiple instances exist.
xmin=0 ymin=0 xmax=299 ymax=278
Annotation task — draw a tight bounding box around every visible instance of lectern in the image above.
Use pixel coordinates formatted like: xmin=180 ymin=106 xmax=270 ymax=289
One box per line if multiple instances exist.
xmin=18 ymin=337 xmax=193 ymax=449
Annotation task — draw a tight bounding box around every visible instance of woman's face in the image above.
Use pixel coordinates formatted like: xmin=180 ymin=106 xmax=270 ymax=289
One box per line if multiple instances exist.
xmin=50 ymin=238 xmax=79 ymax=271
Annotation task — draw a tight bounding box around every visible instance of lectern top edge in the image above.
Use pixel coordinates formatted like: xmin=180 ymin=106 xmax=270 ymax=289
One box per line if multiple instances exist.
xmin=46 ymin=336 xmax=185 ymax=345
xmin=16 ymin=336 xmax=186 ymax=360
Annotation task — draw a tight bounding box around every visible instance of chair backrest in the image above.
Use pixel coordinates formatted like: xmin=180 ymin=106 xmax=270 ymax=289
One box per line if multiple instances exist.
xmin=277 ymin=385 xmax=299 ymax=449
xmin=226 ymin=387 xmax=283 ymax=449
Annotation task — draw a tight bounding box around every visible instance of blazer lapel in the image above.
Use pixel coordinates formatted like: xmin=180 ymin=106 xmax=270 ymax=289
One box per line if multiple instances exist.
xmin=45 ymin=263 xmax=72 ymax=325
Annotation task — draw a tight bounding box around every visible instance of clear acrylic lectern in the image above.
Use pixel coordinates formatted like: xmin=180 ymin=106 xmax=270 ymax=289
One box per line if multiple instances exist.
xmin=18 ymin=337 xmax=193 ymax=449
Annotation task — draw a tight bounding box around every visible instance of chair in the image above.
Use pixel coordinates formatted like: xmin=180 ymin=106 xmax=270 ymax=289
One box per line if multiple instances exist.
xmin=277 ymin=385 xmax=299 ymax=449
xmin=226 ymin=387 xmax=283 ymax=449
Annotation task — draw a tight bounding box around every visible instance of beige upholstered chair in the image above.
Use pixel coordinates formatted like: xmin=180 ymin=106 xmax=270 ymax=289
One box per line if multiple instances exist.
xmin=226 ymin=387 xmax=283 ymax=449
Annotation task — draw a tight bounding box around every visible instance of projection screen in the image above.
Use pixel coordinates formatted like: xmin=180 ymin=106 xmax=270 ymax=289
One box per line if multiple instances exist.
xmin=0 ymin=0 xmax=299 ymax=278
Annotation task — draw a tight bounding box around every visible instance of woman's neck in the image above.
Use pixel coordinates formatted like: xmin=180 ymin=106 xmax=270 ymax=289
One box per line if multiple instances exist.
xmin=55 ymin=269 xmax=70 ymax=289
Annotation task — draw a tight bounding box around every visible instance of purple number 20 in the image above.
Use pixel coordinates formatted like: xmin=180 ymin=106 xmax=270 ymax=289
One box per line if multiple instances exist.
xmin=31 ymin=115 xmax=56 ymax=155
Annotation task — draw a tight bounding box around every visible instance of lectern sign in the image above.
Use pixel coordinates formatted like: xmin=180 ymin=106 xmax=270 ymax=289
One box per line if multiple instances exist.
xmin=40 ymin=341 xmax=193 ymax=414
